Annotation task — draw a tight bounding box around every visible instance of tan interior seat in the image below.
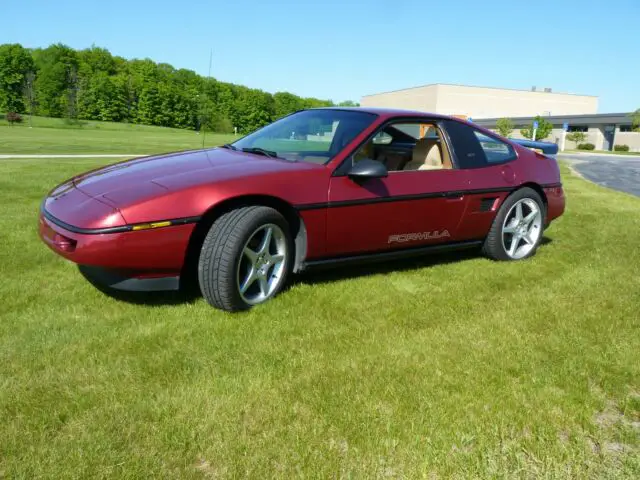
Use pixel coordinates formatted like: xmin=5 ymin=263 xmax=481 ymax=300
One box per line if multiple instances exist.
xmin=404 ymin=126 xmax=454 ymax=171
xmin=404 ymin=127 xmax=443 ymax=170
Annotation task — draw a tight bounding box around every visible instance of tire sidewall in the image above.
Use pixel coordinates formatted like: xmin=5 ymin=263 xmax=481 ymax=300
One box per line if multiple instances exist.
xmin=214 ymin=207 xmax=294 ymax=310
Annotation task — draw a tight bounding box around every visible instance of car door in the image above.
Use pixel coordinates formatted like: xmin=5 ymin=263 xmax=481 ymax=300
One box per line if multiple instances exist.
xmin=439 ymin=120 xmax=522 ymax=241
xmin=324 ymin=121 xmax=471 ymax=257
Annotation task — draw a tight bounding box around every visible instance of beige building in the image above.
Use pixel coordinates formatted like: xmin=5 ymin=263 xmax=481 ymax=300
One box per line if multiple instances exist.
xmin=475 ymin=113 xmax=640 ymax=152
xmin=361 ymin=83 xmax=598 ymax=119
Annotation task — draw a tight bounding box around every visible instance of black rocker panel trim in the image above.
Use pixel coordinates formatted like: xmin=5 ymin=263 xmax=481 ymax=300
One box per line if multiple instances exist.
xmin=302 ymin=240 xmax=482 ymax=270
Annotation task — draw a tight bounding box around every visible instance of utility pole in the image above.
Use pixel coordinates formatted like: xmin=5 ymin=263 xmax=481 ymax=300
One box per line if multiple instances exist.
xmin=202 ymin=48 xmax=212 ymax=149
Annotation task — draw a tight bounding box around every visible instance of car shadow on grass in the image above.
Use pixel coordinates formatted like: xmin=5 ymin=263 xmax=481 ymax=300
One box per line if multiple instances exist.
xmin=80 ymin=237 xmax=553 ymax=307
xmin=291 ymin=236 xmax=554 ymax=288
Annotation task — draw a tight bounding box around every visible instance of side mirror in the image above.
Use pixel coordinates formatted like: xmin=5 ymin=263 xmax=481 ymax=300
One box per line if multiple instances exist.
xmin=347 ymin=159 xmax=388 ymax=180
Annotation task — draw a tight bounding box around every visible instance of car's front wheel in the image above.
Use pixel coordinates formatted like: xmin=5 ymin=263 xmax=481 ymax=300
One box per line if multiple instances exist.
xmin=197 ymin=206 xmax=292 ymax=311
xmin=483 ymin=187 xmax=545 ymax=261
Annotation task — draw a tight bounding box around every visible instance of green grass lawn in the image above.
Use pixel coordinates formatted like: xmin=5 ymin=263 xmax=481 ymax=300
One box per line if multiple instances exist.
xmin=1 ymin=158 xmax=639 ymax=478
xmin=0 ymin=116 xmax=238 ymax=154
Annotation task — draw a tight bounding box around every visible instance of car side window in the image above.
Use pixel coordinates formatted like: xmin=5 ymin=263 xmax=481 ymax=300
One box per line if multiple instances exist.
xmin=350 ymin=121 xmax=454 ymax=173
xmin=473 ymin=131 xmax=517 ymax=164
xmin=443 ymin=120 xmax=516 ymax=168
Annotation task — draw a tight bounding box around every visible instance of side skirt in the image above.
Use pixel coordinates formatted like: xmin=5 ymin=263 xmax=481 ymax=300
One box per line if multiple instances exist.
xmin=302 ymin=240 xmax=483 ymax=271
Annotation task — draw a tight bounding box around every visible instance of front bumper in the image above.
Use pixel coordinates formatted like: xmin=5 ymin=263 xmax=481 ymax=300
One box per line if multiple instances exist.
xmin=39 ymin=210 xmax=196 ymax=287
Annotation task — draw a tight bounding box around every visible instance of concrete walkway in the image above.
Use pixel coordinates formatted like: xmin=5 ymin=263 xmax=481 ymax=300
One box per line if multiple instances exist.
xmin=0 ymin=154 xmax=147 ymax=159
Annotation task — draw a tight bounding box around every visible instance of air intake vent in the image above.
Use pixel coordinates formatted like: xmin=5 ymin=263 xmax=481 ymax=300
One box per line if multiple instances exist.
xmin=479 ymin=197 xmax=497 ymax=212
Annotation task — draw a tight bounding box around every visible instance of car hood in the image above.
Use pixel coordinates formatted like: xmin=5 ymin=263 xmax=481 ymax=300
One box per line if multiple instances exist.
xmin=72 ymin=148 xmax=321 ymax=207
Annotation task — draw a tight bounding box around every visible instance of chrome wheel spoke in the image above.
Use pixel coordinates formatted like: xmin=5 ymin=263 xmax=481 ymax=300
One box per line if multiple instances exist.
xmin=258 ymin=274 xmax=269 ymax=297
xmin=523 ymin=209 xmax=538 ymax=227
xmin=258 ymin=227 xmax=273 ymax=254
xmin=243 ymin=246 xmax=258 ymax=263
xmin=508 ymin=234 xmax=520 ymax=256
xmin=503 ymin=222 xmax=518 ymax=234
xmin=270 ymin=253 xmax=285 ymax=265
xmin=240 ymin=267 xmax=257 ymax=293
xmin=522 ymin=233 xmax=534 ymax=246
xmin=514 ymin=202 xmax=524 ymax=222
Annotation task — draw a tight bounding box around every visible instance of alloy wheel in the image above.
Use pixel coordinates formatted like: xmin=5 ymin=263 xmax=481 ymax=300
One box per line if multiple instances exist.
xmin=236 ymin=223 xmax=287 ymax=305
xmin=501 ymin=198 xmax=543 ymax=260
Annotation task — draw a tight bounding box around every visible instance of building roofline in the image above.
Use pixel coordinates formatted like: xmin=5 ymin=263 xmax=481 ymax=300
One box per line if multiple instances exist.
xmin=473 ymin=112 xmax=634 ymax=126
xmin=361 ymin=82 xmax=598 ymax=98
xmin=475 ymin=112 xmax=631 ymax=121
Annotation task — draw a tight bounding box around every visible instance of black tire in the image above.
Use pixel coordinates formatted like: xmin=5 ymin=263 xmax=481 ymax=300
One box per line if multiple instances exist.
xmin=482 ymin=187 xmax=545 ymax=261
xmin=197 ymin=206 xmax=293 ymax=311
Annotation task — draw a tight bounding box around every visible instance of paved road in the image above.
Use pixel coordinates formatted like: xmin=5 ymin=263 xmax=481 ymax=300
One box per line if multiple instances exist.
xmin=559 ymin=153 xmax=640 ymax=197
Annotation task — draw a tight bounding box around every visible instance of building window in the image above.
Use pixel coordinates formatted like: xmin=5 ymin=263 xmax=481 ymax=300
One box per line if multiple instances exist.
xmin=567 ymin=125 xmax=588 ymax=132
xmin=619 ymin=125 xmax=637 ymax=132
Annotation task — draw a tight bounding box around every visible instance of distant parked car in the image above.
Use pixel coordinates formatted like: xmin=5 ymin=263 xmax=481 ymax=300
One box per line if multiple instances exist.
xmin=39 ymin=108 xmax=565 ymax=311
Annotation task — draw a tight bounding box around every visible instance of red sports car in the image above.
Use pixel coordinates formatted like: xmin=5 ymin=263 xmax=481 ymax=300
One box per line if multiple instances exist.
xmin=39 ymin=108 xmax=565 ymax=311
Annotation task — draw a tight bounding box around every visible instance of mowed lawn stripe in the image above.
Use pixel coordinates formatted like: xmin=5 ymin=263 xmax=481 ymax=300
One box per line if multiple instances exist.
xmin=0 ymin=159 xmax=639 ymax=478
xmin=1 ymin=119 xmax=237 ymax=155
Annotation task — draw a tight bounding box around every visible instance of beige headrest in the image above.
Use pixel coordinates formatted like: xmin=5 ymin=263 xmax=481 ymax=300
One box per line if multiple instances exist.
xmin=411 ymin=138 xmax=442 ymax=168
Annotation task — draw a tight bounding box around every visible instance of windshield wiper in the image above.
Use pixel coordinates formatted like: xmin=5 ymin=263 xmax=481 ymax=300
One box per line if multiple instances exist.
xmin=220 ymin=143 xmax=237 ymax=151
xmin=241 ymin=147 xmax=280 ymax=159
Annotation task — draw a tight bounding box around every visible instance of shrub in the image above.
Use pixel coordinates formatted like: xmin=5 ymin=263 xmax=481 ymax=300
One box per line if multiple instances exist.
xmin=566 ymin=131 xmax=586 ymax=146
xmin=578 ymin=143 xmax=595 ymax=150
xmin=6 ymin=112 xmax=23 ymax=125
xmin=496 ymin=118 xmax=513 ymax=138
xmin=614 ymin=144 xmax=630 ymax=152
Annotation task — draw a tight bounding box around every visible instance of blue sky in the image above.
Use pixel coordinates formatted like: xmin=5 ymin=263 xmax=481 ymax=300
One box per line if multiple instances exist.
xmin=3 ymin=0 xmax=639 ymax=112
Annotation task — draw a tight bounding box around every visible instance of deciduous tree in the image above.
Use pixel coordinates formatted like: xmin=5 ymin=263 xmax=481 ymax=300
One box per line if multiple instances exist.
xmin=631 ymin=108 xmax=640 ymax=132
xmin=0 ymin=42 xmax=356 ymax=133
xmin=0 ymin=43 xmax=35 ymax=113
xmin=520 ymin=116 xmax=553 ymax=141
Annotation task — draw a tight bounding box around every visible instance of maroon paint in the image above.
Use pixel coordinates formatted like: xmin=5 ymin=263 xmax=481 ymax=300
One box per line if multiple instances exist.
xmin=38 ymin=108 xmax=565 ymax=284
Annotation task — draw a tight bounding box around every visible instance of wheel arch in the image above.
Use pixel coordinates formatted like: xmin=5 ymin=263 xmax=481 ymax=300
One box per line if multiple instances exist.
xmin=518 ymin=182 xmax=548 ymax=213
xmin=180 ymin=194 xmax=308 ymax=290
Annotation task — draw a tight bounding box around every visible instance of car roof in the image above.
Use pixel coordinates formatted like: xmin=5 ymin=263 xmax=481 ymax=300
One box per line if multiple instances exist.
xmin=311 ymin=106 xmax=454 ymax=120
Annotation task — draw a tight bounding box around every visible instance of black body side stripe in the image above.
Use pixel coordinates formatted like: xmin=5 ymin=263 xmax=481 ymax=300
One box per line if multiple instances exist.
xmin=41 ymin=205 xmax=201 ymax=235
xmin=295 ymin=183 xmax=562 ymax=211
xmin=296 ymin=187 xmax=511 ymax=211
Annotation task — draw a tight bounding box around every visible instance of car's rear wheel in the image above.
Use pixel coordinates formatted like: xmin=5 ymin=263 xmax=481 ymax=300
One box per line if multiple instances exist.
xmin=483 ymin=187 xmax=545 ymax=261
xmin=197 ymin=206 xmax=292 ymax=311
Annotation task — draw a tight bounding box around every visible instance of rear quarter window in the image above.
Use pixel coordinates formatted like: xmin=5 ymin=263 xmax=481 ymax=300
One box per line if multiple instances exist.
xmin=473 ymin=131 xmax=517 ymax=164
xmin=443 ymin=120 xmax=516 ymax=168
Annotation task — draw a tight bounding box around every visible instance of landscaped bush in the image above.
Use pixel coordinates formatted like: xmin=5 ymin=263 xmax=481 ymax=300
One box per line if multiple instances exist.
xmin=6 ymin=112 xmax=23 ymax=125
xmin=577 ymin=143 xmax=595 ymax=150
xmin=614 ymin=144 xmax=630 ymax=152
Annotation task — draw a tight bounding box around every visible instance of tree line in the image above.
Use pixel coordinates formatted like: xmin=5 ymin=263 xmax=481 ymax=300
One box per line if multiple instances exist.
xmin=0 ymin=43 xmax=358 ymax=133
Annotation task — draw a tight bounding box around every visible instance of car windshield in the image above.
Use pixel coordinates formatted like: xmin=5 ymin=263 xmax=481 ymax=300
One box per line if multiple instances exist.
xmin=231 ymin=109 xmax=377 ymax=164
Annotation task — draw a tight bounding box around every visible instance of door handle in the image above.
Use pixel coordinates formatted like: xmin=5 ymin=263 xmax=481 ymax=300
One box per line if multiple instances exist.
xmin=444 ymin=191 xmax=464 ymax=200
